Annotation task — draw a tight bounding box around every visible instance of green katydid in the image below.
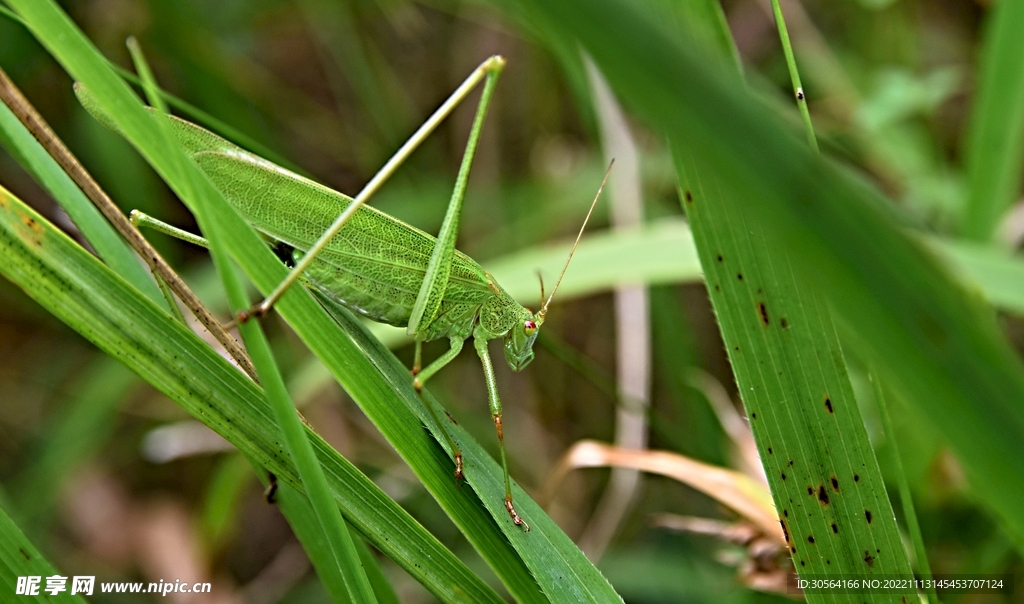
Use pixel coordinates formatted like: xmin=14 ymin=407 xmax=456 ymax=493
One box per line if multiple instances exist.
xmin=77 ymin=55 xmax=609 ymax=530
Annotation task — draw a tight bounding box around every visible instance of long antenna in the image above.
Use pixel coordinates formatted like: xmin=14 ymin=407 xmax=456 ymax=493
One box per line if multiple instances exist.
xmin=538 ymin=160 xmax=614 ymax=323
xmin=537 ymin=270 xmax=546 ymax=312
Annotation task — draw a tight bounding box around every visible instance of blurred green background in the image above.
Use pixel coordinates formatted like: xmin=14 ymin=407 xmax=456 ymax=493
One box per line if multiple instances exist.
xmin=0 ymin=0 xmax=1021 ymax=602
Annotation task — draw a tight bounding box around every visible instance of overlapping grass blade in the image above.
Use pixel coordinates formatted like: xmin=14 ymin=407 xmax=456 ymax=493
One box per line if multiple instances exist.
xmin=963 ymin=0 xmax=1024 ymax=239
xmin=508 ymin=0 xmax=1024 ymax=550
xmin=0 ymin=81 xmax=163 ymax=305
xmin=0 ymin=504 xmax=85 ymax=603
xmin=128 ymin=36 xmax=376 ymax=602
xmin=0 ymin=183 xmax=502 ymax=602
xmin=677 ymin=145 xmax=914 ymax=598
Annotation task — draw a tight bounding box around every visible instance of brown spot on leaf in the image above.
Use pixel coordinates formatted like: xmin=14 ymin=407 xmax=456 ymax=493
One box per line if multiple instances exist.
xmin=825 ymin=397 xmax=833 ymax=413
xmin=780 ymin=519 xmax=790 ymax=543
xmin=854 ymin=474 xmax=860 ymax=482
xmin=817 ymin=485 xmax=830 ymax=505
xmin=737 ymin=273 xmax=743 ymax=280
xmin=758 ymin=302 xmax=770 ymax=326
xmin=684 ymin=190 xmax=693 ymax=203
xmin=865 ymin=510 xmax=872 ymax=523
xmin=807 ymin=535 xmax=815 ymax=544
xmin=17 ymin=212 xmax=44 ymax=246
xmin=781 ymin=472 xmax=787 ymax=480
xmin=717 ymin=254 xmax=723 ymax=262
xmin=831 ymin=523 xmax=838 ymax=533
xmin=807 ymin=486 xmax=814 ymax=496
xmin=768 ymin=447 xmax=773 ymax=454
xmin=831 ymin=476 xmax=839 ymax=491
xmin=780 ymin=317 xmax=789 ymax=328
xmin=864 ymin=551 xmax=875 ymax=567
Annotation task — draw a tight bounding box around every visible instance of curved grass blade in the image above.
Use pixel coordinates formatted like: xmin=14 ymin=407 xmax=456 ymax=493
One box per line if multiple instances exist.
xmin=0 ymin=184 xmax=502 ymax=604
xmin=507 ymin=0 xmax=1024 ymax=550
xmin=676 ymin=147 xmax=914 ymax=598
xmin=127 ymin=36 xmax=376 ymax=603
xmin=963 ymin=0 xmax=1024 ymax=240
xmin=0 ymin=75 xmax=163 ymax=305
xmin=0 ymin=504 xmax=86 ymax=603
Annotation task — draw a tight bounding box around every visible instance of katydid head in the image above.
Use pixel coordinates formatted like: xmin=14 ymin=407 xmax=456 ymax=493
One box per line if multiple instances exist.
xmin=502 ymin=161 xmax=613 ymax=373
xmin=503 ymin=307 xmax=540 ymax=372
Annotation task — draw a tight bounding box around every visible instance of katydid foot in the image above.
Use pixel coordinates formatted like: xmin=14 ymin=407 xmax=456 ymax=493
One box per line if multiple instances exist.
xmin=264 ymin=472 xmax=278 ymax=504
xmin=413 ymin=371 xmax=465 ymax=481
xmin=506 ymin=496 xmax=530 ymax=531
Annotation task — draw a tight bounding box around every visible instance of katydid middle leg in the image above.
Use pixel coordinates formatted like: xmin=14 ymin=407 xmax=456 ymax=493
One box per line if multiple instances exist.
xmin=473 ymin=326 xmax=529 ymax=531
xmin=413 ymin=337 xmax=466 ymax=479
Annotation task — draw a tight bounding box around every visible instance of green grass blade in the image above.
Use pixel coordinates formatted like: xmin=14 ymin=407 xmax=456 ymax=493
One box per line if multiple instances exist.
xmin=275 ymin=482 xmax=365 ymax=604
xmin=0 ymin=86 xmax=164 ymax=305
xmin=675 ymin=145 xmax=914 ymax=597
xmin=487 ymin=218 xmax=701 ymax=304
xmin=0 ymin=504 xmax=86 ymax=603
xmin=354 ymin=534 xmax=402 ymax=604
xmin=963 ymin=0 xmax=1024 ymax=239
xmin=766 ymin=0 xmax=817 ymax=151
xmin=129 ymin=34 xmax=375 ymax=604
xmin=0 ymin=183 xmax=503 ymax=603
xmin=506 ymin=0 xmax=1024 ymax=549
xmin=872 ymin=378 xmax=937 ymax=604
xmin=937 ymin=238 xmax=1024 ymax=315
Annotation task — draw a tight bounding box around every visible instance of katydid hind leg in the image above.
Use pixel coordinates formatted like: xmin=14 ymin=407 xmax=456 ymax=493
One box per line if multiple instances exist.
xmin=414 ymin=337 xmax=466 ymax=479
xmin=239 ymin=56 xmax=506 ymax=324
xmin=473 ymin=329 xmax=530 ymax=531
xmin=407 ymin=63 xmax=504 ymax=337
xmin=412 ymin=340 xmax=423 ymax=376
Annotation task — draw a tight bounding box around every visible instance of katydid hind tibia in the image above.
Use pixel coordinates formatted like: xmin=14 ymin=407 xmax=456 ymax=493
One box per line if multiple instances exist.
xmin=76 ymin=56 xmax=609 ymax=531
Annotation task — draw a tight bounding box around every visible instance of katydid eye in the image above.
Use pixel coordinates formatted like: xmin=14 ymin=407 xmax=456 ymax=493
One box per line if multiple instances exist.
xmin=523 ymin=320 xmax=537 ymax=336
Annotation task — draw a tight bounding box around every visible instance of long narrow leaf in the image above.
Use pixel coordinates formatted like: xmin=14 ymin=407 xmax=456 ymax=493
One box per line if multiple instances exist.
xmin=963 ymin=0 xmax=1024 ymax=239
xmin=0 ymin=183 xmax=503 ymax=603
xmin=510 ymin=0 xmax=1024 ymax=548
xmin=0 ymin=504 xmax=86 ymax=603
xmin=0 ymin=88 xmax=163 ymax=304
